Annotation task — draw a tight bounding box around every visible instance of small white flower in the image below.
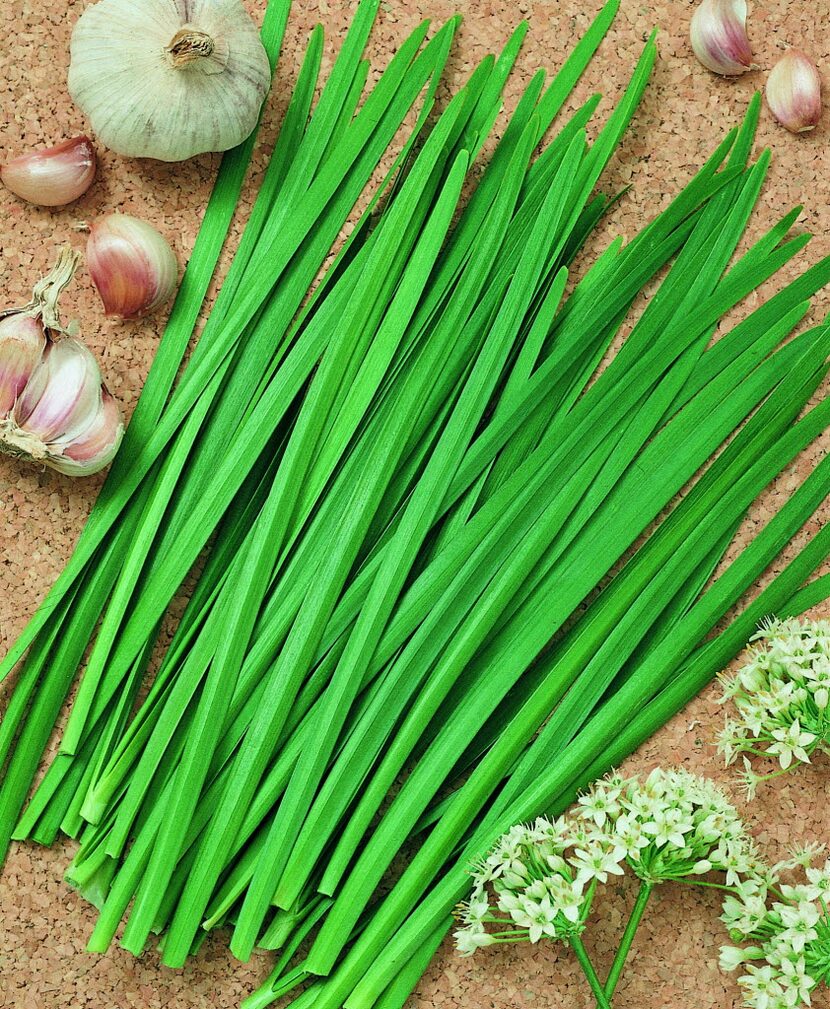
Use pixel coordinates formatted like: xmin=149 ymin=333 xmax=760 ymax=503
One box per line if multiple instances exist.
xmin=720 ymin=945 xmax=751 ymax=972
xmin=739 ymin=757 xmax=762 ymax=802
xmin=778 ymin=956 xmax=815 ymax=1006
xmin=776 ymin=923 xmax=818 ymax=956
xmin=722 ymin=882 xmax=770 ymax=938
xmin=613 ymin=813 xmax=650 ymax=858
xmin=803 ymin=860 xmax=830 ymax=902
xmin=524 ymin=896 xmax=559 ymax=944
xmin=641 ymin=808 xmax=693 ymax=849
xmin=577 ymin=781 xmax=622 ymax=827
xmin=568 ymin=842 xmax=626 ymax=885
xmin=717 ymin=720 xmax=748 ymax=764
xmin=546 ymin=875 xmax=584 ymax=924
xmin=454 ymin=925 xmax=497 ymax=956
xmin=738 ymin=964 xmax=786 ymax=1009
xmin=767 ymin=721 xmax=816 ymax=770
xmin=777 ymin=898 xmax=821 ymax=930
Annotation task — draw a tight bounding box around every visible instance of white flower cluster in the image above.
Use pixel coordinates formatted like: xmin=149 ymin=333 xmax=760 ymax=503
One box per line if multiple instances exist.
xmin=602 ymin=767 xmax=763 ymax=886
xmin=717 ymin=618 xmax=830 ymax=795
xmin=453 ymin=813 xmax=626 ymax=955
xmin=454 ymin=768 xmax=758 ymax=955
xmin=720 ymin=854 xmax=830 ymax=1009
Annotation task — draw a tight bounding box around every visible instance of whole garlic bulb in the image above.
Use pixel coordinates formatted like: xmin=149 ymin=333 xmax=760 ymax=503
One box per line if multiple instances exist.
xmin=68 ymin=0 xmax=271 ymax=162
xmin=0 ymin=250 xmax=124 ymax=477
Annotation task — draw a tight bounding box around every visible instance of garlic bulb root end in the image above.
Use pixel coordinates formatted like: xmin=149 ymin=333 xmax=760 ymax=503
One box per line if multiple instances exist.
xmin=167 ymin=27 xmax=227 ymax=71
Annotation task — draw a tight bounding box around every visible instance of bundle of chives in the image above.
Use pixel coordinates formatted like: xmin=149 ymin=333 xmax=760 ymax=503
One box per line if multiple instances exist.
xmin=2 ymin=3 xmax=830 ymax=1009
xmin=0 ymin=0 xmax=465 ymax=856
xmin=324 ymin=463 xmax=830 ymax=1009
xmin=237 ymin=103 xmax=830 ymax=1007
xmin=66 ymin=14 xmax=659 ymax=963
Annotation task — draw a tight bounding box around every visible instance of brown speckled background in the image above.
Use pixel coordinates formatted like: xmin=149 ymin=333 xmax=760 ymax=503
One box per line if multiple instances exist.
xmin=2 ymin=1 xmax=830 ymax=1007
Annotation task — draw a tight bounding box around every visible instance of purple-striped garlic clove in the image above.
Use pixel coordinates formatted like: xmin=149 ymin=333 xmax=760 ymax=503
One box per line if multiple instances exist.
xmin=1 ymin=136 xmax=97 ymax=208
xmin=85 ymin=213 xmax=179 ymax=320
xmin=0 ymin=314 xmax=46 ymax=417
xmin=766 ymin=50 xmax=822 ymax=134
xmin=690 ymin=0 xmax=754 ymax=76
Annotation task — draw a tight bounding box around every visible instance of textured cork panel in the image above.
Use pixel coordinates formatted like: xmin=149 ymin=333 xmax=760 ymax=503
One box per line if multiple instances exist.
xmin=1 ymin=1 xmax=830 ymax=1008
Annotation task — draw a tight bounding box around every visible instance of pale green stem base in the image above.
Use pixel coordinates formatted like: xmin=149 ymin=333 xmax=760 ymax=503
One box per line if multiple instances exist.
xmin=601 ymin=879 xmax=654 ymax=1004
xmin=569 ymin=934 xmax=613 ymax=1009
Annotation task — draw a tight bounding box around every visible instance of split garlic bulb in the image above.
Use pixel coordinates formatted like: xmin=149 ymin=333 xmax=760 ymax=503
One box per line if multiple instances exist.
xmin=0 ymin=250 xmax=124 ymax=477
xmin=68 ymin=0 xmax=271 ymax=162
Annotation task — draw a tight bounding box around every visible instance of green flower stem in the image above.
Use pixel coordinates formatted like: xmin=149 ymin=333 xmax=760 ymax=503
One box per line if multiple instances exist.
xmin=752 ymin=765 xmax=798 ymax=784
xmin=569 ymin=934 xmax=613 ymax=1009
xmin=680 ymin=879 xmax=742 ymax=893
xmin=602 ymin=880 xmax=653 ymax=1001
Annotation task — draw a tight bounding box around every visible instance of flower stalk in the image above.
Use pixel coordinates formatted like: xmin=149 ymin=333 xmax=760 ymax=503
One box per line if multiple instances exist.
xmin=602 ymin=880 xmax=654 ymax=1000
xmin=570 ymin=934 xmax=614 ymax=1009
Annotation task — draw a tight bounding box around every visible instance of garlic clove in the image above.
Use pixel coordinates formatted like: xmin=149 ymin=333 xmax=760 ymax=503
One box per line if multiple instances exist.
xmin=14 ymin=337 xmax=102 ymax=445
xmin=690 ymin=0 xmax=754 ymax=76
xmin=51 ymin=389 xmax=124 ymax=476
xmin=86 ymin=213 xmax=179 ymax=320
xmin=0 ymin=314 xmax=46 ymax=416
xmin=766 ymin=49 xmax=823 ymax=134
xmin=1 ymin=136 xmax=97 ymax=208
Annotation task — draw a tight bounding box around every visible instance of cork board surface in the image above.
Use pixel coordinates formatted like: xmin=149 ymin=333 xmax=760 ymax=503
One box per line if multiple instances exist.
xmin=1 ymin=0 xmax=830 ymax=1007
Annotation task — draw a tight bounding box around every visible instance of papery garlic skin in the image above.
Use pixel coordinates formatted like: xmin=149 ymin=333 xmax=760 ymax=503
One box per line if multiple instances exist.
xmin=0 ymin=250 xmax=125 ymax=477
xmin=767 ymin=50 xmax=823 ymax=134
xmin=68 ymin=0 xmax=271 ymax=162
xmin=86 ymin=214 xmax=179 ymax=319
xmin=690 ymin=0 xmax=754 ymax=76
xmin=0 ymin=247 xmax=76 ymax=417
xmin=1 ymin=137 xmax=97 ymax=207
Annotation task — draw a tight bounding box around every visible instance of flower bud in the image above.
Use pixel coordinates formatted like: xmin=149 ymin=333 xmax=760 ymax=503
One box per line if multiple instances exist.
xmin=690 ymin=0 xmax=754 ymax=76
xmin=766 ymin=49 xmax=822 ymax=134
xmin=1 ymin=136 xmax=97 ymax=207
xmin=86 ymin=213 xmax=179 ymax=320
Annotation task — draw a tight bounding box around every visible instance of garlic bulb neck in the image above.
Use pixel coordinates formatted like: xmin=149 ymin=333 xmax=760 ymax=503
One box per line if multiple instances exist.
xmin=167 ymin=26 xmax=227 ymax=72
xmin=21 ymin=247 xmax=80 ymax=334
